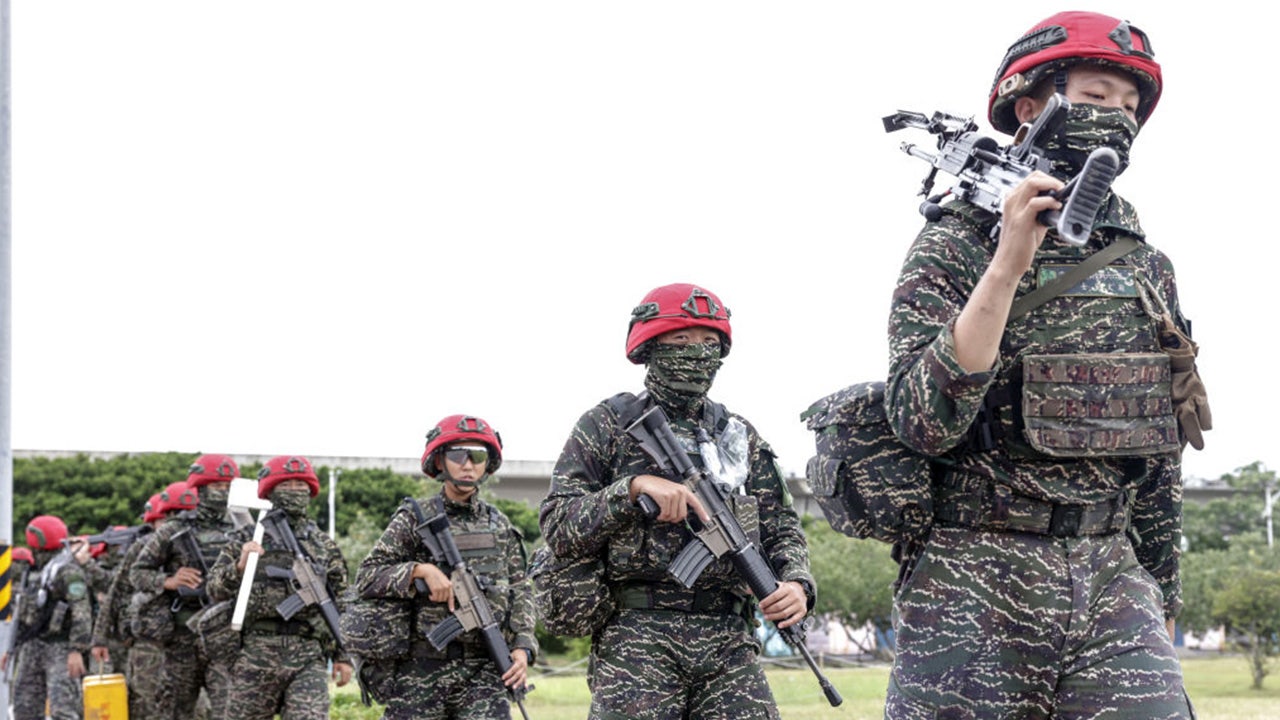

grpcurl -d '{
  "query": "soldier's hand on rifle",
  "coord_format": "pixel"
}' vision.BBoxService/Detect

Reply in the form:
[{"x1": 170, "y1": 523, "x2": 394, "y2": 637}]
[
  {"x1": 163, "y1": 566, "x2": 203, "y2": 591},
  {"x1": 996, "y1": 171, "x2": 1064, "y2": 276},
  {"x1": 332, "y1": 661, "x2": 353, "y2": 687},
  {"x1": 759, "y1": 580, "x2": 808, "y2": 630},
  {"x1": 90, "y1": 646, "x2": 110, "y2": 664},
  {"x1": 629, "y1": 475, "x2": 710, "y2": 525},
  {"x1": 236, "y1": 540, "x2": 265, "y2": 574},
  {"x1": 70, "y1": 538, "x2": 92, "y2": 565},
  {"x1": 67, "y1": 650, "x2": 86, "y2": 679},
  {"x1": 411, "y1": 562, "x2": 454, "y2": 610},
  {"x1": 502, "y1": 648, "x2": 531, "y2": 690}
]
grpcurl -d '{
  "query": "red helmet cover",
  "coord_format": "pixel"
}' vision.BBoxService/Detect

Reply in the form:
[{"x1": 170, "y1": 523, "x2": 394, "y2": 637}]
[
  {"x1": 188, "y1": 453, "x2": 240, "y2": 487},
  {"x1": 25, "y1": 515, "x2": 69, "y2": 550},
  {"x1": 625, "y1": 283, "x2": 732, "y2": 364},
  {"x1": 257, "y1": 455, "x2": 321, "y2": 499},
  {"x1": 988, "y1": 11, "x2": 1162, "y2": 135},
  {"x1": 421, "y1": 414, "x2": 504, "y2": 476}
]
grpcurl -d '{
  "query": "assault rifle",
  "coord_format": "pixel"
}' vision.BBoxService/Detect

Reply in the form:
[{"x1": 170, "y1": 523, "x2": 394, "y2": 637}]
[
  {"x1": 627, "y1": 405, "x2": 843, "y2": 707},
  {"x1": 82, "y1": 524, "x2": 154, "y2": 556},
  {"x1": 259, "y1": 509, "x2": 345, "y2": 653},
  {"x1": 408, "y1": 498, "x2": 532, "y2": 720},
  {"x1": 170, "y1": 526, "x2": 211, "y2": 610},
  {"x1": 883, "y1": 93, "x2": 1119, "y2": 246}
]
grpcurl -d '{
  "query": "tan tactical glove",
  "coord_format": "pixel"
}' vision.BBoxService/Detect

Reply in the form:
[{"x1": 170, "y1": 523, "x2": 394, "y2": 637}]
[{"x1": 1159, "y1": 315, "x2": 1212, "y2": 450}]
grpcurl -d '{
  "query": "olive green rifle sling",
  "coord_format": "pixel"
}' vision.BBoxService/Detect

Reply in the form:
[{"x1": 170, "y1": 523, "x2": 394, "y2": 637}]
[{"x1": 1008, "y1": 236, "x2": 1141, "y2": 320}]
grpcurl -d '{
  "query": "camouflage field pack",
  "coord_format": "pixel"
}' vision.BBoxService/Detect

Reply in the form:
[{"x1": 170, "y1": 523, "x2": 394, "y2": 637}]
[
  {"x1": 338, "y1": 589, "x2": 413, "y2": 662},
  {"x1": 187, "y1": 599, "x2": 240, "y2": 666},
  {"x1": 801, "y1": 381, "x2": 934, "y2": 545},
  {"x1": 528, "y1": 544, "x2": 614, "y2": 637}
]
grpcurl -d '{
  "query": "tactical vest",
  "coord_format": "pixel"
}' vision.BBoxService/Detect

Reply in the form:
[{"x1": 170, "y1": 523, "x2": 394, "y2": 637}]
[
  {"x1": 601, "y1": 392, "x2": 761, "y2": 593},
  {"x1": 970, "y1": 249, "x2": 1178, "y2": 460},
  {"x1": 412, "y1": 495, "x2": 515, "y2": 658},
  {"x1": 244, "y1": 519, "x2": 338, "y2": 653}
]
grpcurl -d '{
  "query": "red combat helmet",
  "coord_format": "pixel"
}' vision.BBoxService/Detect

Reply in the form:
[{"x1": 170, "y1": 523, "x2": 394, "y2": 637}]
[
  {"x1": 988, "y1": 11, "x2": 1162, "y2": 135},
  {"x1": 159, "y1": 481, "x2": 199, "y2": 514},
  {"x1": 25, "y1": 515, "x2": 69, "y2": 550},
  {"x1": 257, "y1": 456, "x2": 321, "y2": 499},
  {"x1": 142, "y1": 493, "x2": 166, "y2": 523},
  {"x1": 625, "y1": 283, "x2": 732, "y2": 364},
  {"x1": 187, "y1": 454, "x2": 240, "y2": 487},
  {"x1": 421, "y1": 415, "x2": 504, "y2": 476},
  {"x1": 11, "y1": 547, "x2": 34, "y2": 564}
]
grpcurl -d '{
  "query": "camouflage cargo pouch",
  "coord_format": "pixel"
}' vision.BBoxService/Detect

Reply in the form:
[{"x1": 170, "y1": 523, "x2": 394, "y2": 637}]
[
  {"x1": 528, "y1": 544, "x2": 615, "y2": 637},
  {"x1": 801, "y1": 381, "x2": 934, "y2": 544},
  {"x1": 338, "y1": 589, "x2": 412, "y2": 662},
  {"x1": 1021, "y1": 353, "x2": 1180, "y2": 457},
  {"x1": 187, "y1": 599, "x2": 240, "y2": 666},
  {"x1": 128, "y1": 590, "x2": 174, "y2": 643}
]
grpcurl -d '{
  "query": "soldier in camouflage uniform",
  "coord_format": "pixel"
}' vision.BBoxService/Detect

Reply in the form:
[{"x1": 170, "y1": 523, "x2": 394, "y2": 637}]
[
  {"x1": 207, "y1": 455, "x2": 352, "y2": 720},
  {"x1": 540, "y1": 283, "x2": 814, "y2": 720},
  {"x1": 91, "y1": 492, "x2": 170, "y2": 719},
  {"x1": 355, "y1": 414, "x2": 537, "y2": 719},
  {"x1": 883, "y1": 11, "x2": 1198, "y2": 719},
  {"x1": 0, "y1": 515, "x2": 93, "y2": 720},
  {"x1": 131, "y1": 455, "x2": 241, "y2": 720}
]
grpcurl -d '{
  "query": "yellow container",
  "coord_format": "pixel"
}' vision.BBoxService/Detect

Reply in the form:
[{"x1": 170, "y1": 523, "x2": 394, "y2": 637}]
[{"x1": 82, "y1": 673, "x2": 128, "y2": 720}]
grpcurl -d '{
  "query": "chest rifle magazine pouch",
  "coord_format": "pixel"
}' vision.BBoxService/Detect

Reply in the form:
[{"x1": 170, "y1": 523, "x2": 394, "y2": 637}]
[{"x1": 1020, "y1": 352, "x2": 1180, "y2": 457}]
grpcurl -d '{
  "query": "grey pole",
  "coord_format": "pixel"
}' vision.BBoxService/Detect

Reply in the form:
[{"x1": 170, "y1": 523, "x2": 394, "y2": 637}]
[{"x1": 1, "y1": 1, "x2": 15, "y2": 713}]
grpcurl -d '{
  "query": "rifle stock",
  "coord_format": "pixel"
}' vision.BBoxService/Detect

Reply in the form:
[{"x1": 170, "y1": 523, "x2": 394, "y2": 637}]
[{"x1": 626, "y1": 405, "x2": 843, "y2": 707}]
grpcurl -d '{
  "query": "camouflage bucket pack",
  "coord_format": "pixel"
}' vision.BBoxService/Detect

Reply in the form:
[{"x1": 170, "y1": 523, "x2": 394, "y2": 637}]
[
  {"x1": 187, "y1": 599, "x2": 241, "y2": 666},
  {"x1": 528, "y1": 544, "x2": 615, "y2": 637},
  {"x1": 338, "y1": 588, "x2": 413, "y2": 661},
  {"x1": 801, "y1": 381, "x2": 934, "y2": 545}
]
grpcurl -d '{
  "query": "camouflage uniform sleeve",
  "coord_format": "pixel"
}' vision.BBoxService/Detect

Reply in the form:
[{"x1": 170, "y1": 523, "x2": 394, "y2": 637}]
[
  {"x1": 205, "y1": 526, "x2": 252, "y2": 602},
  {"x1": 79, "y1": 558, "x2": 113, "y2": 594},
  {"x1": 539, "y1": 404, "x2": 643, "y2": 558},
  {"x1": 59, "y1": 565, "x2": 94, "y2": 654},
  {"x1": 744, "y1": 419, "x2": 815, "y2": 606},
  {"x1": 1130, "y1": 454, "x2": 1182, "y2": 618},
  {"x1": 355, "y1": 506, "x2": 426, "y2": 599},
  {"x1": 886, "y1": 215, "x2": 1001, "y2": 455},
  {"x1": 503, "y1": 525, "x2": 538, "y2": 663},
  {"x1": 128, "y1": 526, "x2": 174, "y2": 596}
]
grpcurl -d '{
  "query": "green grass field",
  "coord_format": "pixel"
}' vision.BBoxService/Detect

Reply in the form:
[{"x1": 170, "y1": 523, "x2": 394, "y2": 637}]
[{"x1": 330, "y1": 653, "x2": 1280, "y2": 719}]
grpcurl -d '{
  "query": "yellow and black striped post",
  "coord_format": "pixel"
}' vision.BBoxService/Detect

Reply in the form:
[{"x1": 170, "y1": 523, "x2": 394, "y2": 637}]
[{"x1": 0, "y1": 544, "x2": 11, "y2": 620}]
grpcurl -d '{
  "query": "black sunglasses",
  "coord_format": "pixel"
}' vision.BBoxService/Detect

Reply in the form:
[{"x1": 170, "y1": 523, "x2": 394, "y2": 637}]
[{"x1": 444, "y1": 447, "x2": 489, "y2": 466}]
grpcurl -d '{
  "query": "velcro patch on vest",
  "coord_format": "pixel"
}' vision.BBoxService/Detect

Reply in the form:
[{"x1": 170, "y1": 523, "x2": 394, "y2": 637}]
[
  {"x1": 1021, "y1": 353, "x2": 1179, "y2": 457},
  {"x1": 453, "y1": 532, "x2": 497, "y2": 552},
  {"x1": 1037, "y1": 263, "x2": 1138, "y2": 297}
]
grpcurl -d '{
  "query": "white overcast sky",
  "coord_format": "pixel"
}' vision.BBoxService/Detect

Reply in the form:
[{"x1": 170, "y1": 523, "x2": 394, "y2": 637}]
[{"x1": 8, "y1": 1, "x2": 1273, "y2": 484}]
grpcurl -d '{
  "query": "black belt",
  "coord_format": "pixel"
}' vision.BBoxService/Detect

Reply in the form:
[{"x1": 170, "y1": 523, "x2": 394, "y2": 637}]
[
  {"x1": 410, "y1": 639, "x2": 488, "y2": 660},
  {"x1": 245, "y1": 618, "x2": 316, "y2": 637},
  {"x1": 934, "y1": 483, "x2": 1128, "y2": 538},
  {"x1": 616, "y1": 584, "x2": 748, "y2": 615}
]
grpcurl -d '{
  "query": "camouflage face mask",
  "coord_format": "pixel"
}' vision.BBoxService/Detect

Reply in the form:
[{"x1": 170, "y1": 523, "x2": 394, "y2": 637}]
[
  {"x1": 645, "y1": 342, "x2": 723, "y2": 413},
  {"x1": 270, "y1": 487, "x2": 312, "y2": 519},
  {"x1": 1041, "y1": 103, "x2": 1137, "y2": 179},
  {"x1": 197, "y1": 484, "x2": 230, "y2": 519}
]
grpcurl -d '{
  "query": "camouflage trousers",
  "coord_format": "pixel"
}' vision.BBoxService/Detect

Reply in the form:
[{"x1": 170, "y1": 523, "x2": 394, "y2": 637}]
[
  {"x1": 225, "y1": 633, "x2": 330, "y2": 720},
  {"x1": 885, "y1": 527, "x2": 1195, "y2": 719},
  {"x1": 367, "y1": 655, "x2": 511, "y2": 719},
  {"x1": 127, "y1": 639, "x2": 169, "y2": 720},
  {"x1": 167, "y1": 629, "x2": 231, "y2": 719},
  {"x1": 588, "y1": 609, "x2": 779, "y2": 720},
  {"x1": 11, "y1": 637, "x2": 82, "y2": 720}
]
